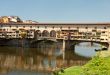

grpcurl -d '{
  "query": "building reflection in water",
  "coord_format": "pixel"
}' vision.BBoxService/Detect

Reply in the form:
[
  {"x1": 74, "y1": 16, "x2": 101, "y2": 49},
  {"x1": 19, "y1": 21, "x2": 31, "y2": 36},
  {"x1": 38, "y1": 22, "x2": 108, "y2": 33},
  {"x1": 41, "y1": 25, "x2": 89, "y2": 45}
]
[{"x1": 0, "y1": 41, "x2": 90, "y2": 74}]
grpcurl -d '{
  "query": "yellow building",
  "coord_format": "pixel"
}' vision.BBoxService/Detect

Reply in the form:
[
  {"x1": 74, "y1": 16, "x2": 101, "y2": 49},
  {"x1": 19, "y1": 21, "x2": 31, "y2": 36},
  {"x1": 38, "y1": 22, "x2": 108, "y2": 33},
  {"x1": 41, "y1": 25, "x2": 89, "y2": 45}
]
[
  {"x1": 0, "y1": 18, "x2": 3, "y2": 23},
  {"x1": 1, "y1": 16, "x2": 9, "y2": 23}
]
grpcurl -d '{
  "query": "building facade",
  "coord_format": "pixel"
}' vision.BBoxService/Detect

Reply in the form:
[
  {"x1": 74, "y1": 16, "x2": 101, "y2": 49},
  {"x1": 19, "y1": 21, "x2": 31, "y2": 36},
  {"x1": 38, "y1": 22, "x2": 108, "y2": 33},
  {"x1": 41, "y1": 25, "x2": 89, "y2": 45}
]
[{"x1": 0, "y1": 23, "x2": 110, "y2": 43}]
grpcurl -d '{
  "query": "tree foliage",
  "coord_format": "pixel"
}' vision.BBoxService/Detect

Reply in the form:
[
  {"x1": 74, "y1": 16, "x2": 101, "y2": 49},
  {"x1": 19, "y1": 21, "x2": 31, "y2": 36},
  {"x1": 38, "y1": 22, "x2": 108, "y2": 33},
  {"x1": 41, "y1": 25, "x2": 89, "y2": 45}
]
[{"x1": 82, "y1": 56, "x2": 110, "y2": 75}]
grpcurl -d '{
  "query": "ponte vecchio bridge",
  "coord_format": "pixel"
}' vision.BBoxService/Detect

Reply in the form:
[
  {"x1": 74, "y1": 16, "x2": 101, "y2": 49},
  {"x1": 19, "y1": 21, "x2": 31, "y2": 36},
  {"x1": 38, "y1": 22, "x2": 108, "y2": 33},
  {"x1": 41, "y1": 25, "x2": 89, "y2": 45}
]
[{"x1": 0, "y1": 23, "x2": 110, "y2": 50}]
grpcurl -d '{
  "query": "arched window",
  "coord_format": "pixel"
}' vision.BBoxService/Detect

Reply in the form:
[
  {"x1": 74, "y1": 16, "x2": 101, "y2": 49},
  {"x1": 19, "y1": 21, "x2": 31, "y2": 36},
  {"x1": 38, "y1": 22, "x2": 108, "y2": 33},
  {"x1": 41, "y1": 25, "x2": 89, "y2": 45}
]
[
  {"x1": 35, "y1": 30, "x2": 41, "y2": 37},
  {"x1": 94, "y1": 27, "x2": 97, "y2": 29},
  {"x1": 45, "y1": 26, "x2": 47, "y2": 29},
  {"x1": 16, "y1": 26, "x2": 18, "y2": 28},
  {"x1": 37, "y1": 26, "x2": 39, "y2": 28},
  {"x1": 104, "y1": 27, "x2": 107, "y2": 29},
  {"x1": 30, "y1": 26, "x2": 32, "y2": 28},
  {"x1": 52, "y1": 26, "x2": 54, "y2": 29},
  {"x1": 77, "y1": 27, "x2": 79, "y2": 29},
  {"x1": 50, "y1": 30, "x2": 56, "y2": 37},
  {"x1": 9, "y1": 26, "x2": 11, "y2": 28},
  {"x1": 42, "y1": 30, "x2": 49, "y2": 37},
  {"x1": 68, "y1": 27, "x2": 70, "y2": 29},
  {"x1": 23, "y1": 26, "x2": 25, "y2": 28},
  {"x1": 85, "y1": 27, "x2": 88, "y2": 29},
  {"x1": 0, "y1": 25, "x2": 3, "y2": 27}
]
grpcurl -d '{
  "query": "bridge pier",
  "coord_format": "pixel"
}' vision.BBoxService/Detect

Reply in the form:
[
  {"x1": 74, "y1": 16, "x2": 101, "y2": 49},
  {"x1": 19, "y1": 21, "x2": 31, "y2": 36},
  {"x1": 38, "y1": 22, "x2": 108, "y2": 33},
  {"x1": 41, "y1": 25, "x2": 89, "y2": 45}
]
[
  {"x1": 65, "y1": 40, "x2": 75, "y2": 50},
  {"x1": 62, "y1": 39, "x2": 76, "y2": 65},
  {"x1": 62, "y1": 39, "x2": 75, "y2": 51}
]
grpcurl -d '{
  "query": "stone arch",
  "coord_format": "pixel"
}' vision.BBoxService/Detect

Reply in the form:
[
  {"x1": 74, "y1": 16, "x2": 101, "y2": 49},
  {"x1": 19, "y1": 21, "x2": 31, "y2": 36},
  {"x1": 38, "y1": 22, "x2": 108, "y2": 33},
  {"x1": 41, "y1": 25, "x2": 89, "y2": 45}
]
[
  {"x1": 65, "y1": 41, "x2": 108, "y2": 51},
  {"x1": 50, "y1": 30, "x2": 56, "y2": 37},
  {"x1": 74, "y1": 41, "x2": 108, "y2": 47},
  {"x1": 42, "y1": 30, "x2": 49, "y2": 37},
  {"x1": 34, "y1": 30, "x2": 41, "y2": 38}
]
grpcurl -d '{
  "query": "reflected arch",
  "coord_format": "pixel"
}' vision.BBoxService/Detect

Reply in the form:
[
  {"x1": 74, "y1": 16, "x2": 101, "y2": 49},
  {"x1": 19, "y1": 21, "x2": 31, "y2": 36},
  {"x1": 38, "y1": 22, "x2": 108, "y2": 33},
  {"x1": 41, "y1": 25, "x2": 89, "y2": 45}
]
[
  {"x1": 50, "y1": 30, "x2": 56, "y2": 37},
  {"x1": 42, "y1": 30, "x2": 49, "y2": 37}
]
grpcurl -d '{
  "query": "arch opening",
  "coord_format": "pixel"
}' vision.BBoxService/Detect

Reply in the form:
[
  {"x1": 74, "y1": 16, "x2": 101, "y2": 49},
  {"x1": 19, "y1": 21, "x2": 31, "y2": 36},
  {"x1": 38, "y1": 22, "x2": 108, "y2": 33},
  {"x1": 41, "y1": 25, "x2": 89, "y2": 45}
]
[
  {"x1": 35, "y1": 30, "x2": 41, "y2": 38},
  {"x1": 50, "y1": 30, "x2": 56, "y2": 37},
  {"x1": 42, "y1": 30, "x2": 49, "y2": 37},
  {"x1": 74, "y1": 42, "x2": 102, "y2": 57}
]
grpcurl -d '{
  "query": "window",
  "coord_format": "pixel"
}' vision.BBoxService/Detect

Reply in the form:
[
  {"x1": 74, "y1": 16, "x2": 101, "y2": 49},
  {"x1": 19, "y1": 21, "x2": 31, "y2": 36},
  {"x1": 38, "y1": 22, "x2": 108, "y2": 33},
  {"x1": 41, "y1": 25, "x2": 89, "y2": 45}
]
[
  {"x1": 9, "y1": 26, "x2": 11, "y2": 28},
  {"x1": 104, "y1": 27, "x2": 107, "y2": 29},
  {"x1": 77, "y1": 27, "x2": 79, "y2": 29},
  {"x1": 16, "y1": 26, "x2": 18, "y2": 28},
  {"x1": 68, "y1": 27, "x2": 70, "y2": 29},
  {"x1": 85, "y1": 27, "x2": 88, "y2": 29},
  {"x1": 102, "y1": 31, "x2": 105, "y2": 33},
  {"x1": 3, "y1": 29, "x2": 5, "y2": 31},
  {"x1": 23, "y1": 26, "x2": 25, "y2": 28},
  {"x1": 52, "y1": 26, "x2": 54, "y2": 29},
  {"x1": 94, "y1": 27, "x2": 97, "y2": 29},
  {"x1": 45, "y1": 26, "x2": 47, "y2": 29},
  {"x1": 16, "y1": 31, "x2": 19, "y2": 33},
  {"x1": 30, "y1": 26, "x2": 32, "y2": 28},
  {"x1": 42, "y1": 30, "x2": 49, "y2": 37},
  {"x1": 50, "y1": 30, "x2": 56, "y2": 37},
  {"x1": 0, "y1": 25, "x2": 3, "y2": 27}
]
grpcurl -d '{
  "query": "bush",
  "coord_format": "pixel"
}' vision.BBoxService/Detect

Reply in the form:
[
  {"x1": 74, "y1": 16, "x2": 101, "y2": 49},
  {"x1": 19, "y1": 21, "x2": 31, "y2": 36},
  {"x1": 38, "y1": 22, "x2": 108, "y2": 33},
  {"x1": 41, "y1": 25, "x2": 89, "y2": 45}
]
[{"x1": 82, "y1": 56, "x2": 110, "y2": 75}]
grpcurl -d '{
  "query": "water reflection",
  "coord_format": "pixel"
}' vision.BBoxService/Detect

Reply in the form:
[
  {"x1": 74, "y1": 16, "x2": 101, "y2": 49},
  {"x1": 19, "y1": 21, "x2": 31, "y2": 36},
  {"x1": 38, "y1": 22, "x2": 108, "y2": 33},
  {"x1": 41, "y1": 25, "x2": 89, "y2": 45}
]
[
  {"x1": 75, "y1": 42, "x2": 101, "y2": 57},
  {"x1": 0, "y1": 42, "x2": 96, "y2": 75}
]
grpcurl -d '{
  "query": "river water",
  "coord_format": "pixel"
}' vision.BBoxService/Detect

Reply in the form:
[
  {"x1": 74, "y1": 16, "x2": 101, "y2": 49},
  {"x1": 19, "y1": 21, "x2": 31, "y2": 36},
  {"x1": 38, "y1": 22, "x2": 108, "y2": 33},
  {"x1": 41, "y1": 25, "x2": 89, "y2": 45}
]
[{"x1": 0, "y1": 42, "x2": 101, "y2": 75}]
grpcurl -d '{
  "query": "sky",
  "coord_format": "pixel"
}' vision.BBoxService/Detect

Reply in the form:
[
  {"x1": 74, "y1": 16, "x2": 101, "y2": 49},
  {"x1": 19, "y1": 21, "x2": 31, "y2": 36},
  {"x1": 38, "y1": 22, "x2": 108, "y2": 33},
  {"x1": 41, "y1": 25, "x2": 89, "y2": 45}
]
[{"x1": 0, "y1": 0, "x2": 110, "y2": 23}]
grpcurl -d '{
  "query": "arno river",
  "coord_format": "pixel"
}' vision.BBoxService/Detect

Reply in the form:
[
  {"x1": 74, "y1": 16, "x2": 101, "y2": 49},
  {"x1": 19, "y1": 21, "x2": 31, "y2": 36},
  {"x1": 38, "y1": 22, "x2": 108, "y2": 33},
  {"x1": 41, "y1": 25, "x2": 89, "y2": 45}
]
[{"x1": 0, "y1": 42, "x2": 100, "y2": 75}]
